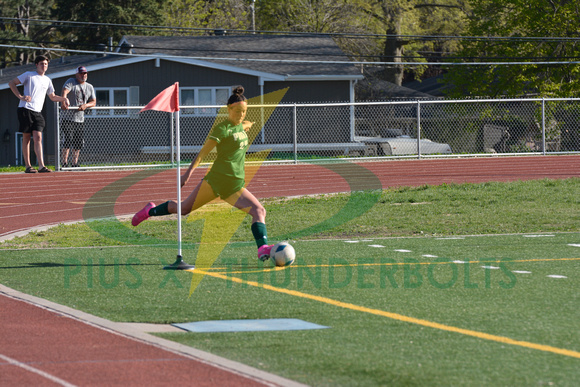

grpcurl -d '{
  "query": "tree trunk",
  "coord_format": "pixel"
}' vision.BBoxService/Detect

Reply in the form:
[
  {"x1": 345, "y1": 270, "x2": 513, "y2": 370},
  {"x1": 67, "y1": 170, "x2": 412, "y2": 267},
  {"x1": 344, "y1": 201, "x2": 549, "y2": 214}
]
[
  {"x1": 382, "y1": 32, "x2": 404, "y2": 85},
  {"x1": 380, "y1": 15, "x2": 404, "y2": 85},
  {"x1": 17, "y1": 1, "x2": 30, "y2": 65}
]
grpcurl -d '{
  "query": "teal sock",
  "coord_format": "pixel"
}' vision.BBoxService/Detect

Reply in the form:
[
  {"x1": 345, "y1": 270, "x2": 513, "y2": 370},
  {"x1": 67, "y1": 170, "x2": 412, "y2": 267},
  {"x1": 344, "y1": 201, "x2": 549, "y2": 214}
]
[
  {"x1": 149, "y1": 201, "x2": 170, "y2": 217},
  {"x1": 251, "y1": 222, "x2": 268, "y2": 248}
]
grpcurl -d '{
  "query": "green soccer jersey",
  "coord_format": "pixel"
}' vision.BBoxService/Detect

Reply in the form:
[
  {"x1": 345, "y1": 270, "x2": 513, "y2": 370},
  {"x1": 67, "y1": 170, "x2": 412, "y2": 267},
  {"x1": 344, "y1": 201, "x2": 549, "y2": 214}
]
[{"x1": 204, "y1": 120, "x2": 250, "y2": 198}]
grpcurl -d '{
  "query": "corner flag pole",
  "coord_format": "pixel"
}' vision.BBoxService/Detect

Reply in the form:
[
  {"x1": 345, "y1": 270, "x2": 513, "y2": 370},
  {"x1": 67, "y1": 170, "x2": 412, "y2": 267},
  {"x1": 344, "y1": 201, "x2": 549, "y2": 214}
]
[
  {"x1": 165, "y1": 86, "x2": 194, "y2": 270},
  {"x1": 140, "y1": 82, "x2": 194, "y2": 270},
  {"x1": 176, "y1": 108, "x2": 182, "y2": 258}
]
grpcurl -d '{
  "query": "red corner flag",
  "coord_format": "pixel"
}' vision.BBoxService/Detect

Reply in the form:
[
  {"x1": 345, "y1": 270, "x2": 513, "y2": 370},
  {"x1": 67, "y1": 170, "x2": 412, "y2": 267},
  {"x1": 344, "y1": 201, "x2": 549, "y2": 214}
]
[{"x1": 140, "y1": 82, "x2": 179, "y2": 113}]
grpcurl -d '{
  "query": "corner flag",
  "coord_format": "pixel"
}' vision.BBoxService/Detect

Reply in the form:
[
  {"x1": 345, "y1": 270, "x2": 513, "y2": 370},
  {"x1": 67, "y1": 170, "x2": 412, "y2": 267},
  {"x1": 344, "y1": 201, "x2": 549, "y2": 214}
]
[{"x1": 140, "y1": 82, "x2": 180, "y2": 113}]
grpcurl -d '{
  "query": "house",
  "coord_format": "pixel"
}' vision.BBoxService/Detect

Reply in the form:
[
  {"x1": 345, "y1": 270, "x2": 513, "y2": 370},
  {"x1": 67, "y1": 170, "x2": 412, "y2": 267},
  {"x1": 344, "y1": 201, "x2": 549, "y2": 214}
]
[{"x1": 0, "y1": 34, "x2": 364, "y2": 167}]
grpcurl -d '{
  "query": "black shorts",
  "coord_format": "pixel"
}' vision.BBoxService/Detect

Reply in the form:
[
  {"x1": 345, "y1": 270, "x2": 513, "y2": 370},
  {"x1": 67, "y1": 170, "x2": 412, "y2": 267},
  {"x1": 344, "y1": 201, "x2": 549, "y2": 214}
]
[
  {"x1": 61, "y1": 121, "x2": 85, "y2": 150},
  {"x1": 18, "y1": 108, "x2": 45, "y2": 133}
]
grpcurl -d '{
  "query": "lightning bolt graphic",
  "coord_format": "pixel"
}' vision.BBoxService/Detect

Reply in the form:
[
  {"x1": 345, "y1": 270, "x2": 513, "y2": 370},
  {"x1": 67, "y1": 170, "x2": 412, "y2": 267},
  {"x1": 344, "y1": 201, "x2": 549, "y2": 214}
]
[{"x1": 187, "y1": 88, "x2": 288, "y2": 296}]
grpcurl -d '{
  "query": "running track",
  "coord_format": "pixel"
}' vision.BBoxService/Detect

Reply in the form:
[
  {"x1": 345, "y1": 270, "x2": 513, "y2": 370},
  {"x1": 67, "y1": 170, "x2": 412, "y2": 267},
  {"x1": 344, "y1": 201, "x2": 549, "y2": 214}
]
[{"x1": 1, "y1": 156, "x2": 579, "y2": 386}]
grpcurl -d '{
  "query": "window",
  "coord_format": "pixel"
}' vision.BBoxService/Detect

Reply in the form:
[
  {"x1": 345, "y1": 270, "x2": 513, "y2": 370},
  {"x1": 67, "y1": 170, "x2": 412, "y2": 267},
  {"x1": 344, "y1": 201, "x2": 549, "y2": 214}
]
[
  {"x1": 180, "y1": 87, "x2": 230, "y2": 116},
  {"x1": 87, "y1": 87, "x2": 131, "y2": 117}
]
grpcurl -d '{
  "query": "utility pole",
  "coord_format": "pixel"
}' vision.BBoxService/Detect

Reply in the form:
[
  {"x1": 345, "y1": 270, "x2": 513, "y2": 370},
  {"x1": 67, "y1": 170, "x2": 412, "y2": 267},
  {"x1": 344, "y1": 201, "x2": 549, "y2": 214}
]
[{"x1": 251, "y1": 0, "x2": 256, "y2": 34}]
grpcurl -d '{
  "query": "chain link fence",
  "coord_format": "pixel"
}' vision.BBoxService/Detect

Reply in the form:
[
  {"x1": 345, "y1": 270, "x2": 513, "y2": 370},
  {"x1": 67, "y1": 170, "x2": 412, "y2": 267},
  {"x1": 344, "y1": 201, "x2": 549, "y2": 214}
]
[{"x1": 56, "y1": 98, "x2": 580, "y2": 170}]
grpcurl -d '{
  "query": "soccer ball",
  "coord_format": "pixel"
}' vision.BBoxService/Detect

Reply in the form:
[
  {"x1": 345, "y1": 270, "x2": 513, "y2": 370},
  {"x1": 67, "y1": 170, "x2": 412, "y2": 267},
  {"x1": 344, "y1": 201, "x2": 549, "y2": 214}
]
[{"x1": 271, "y1": 241, "x2": 296, "y2": 267}]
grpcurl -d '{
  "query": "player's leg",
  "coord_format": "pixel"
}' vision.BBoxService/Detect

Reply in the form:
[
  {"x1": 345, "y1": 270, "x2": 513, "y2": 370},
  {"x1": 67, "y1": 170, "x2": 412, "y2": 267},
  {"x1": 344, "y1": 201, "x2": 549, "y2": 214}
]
[
  {"x1": 132, "y1": 179, "x2": 217, "y2": 226},
  {"x1": 32, "y1": 113, "x2": 49, "y2": 171},
  {"x1": 71, "y1": 122, "x2": 84, "y2": 167},
  {"x1": 33, "y1": 130, "x2": 47, "y2": 170},
  {"x1": 61, "y1": 147, "x2": 70, "y2": 167},
  {"x1": 18, "y1": 108, "x2": 35, "y2": 172},
  {"x1": 60, "y1": 121, "x2": 71, "y2": 167},
  {"x1": 225, "y1": 188, "x2": 273, "y2": 261},
  {"x1": 172, "y1": 178, "x2": 217, "y2": 215},
  {"x1": 72, "y1": 149, "x2": 81, "y2": 166},
  {"x1": 22, "y1": 133, "x2": 33, "y2": 170}
]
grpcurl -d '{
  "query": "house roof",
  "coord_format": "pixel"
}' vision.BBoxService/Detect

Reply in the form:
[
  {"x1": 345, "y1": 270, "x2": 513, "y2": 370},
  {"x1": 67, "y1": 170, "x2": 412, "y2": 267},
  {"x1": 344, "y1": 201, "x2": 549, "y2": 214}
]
[
  {"x1": 119, "y1": 34, "x2": 363, "y2": 80},
  {"x1": 403, "y1": 75, "x2": 448, "y2": 97},
  {"x1": 356, "y1": 76, "x2": 436, "y2": 100},
  {"x1": 354, "y1": 67, "x2": 439, "y2": 100},
  {"x1": 0, "y1": 54, "x2": 144, "y2": 90},
  {"x1": 0, "y1": 34, "x2": 363, "y2": 90}
]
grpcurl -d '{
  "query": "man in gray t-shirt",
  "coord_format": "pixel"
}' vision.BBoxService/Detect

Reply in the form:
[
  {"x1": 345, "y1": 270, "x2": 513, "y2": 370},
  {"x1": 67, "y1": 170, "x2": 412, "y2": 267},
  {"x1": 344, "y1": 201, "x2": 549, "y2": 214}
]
[{"x1": 60, "y1": 66, "x2": 96, "y2": 168}]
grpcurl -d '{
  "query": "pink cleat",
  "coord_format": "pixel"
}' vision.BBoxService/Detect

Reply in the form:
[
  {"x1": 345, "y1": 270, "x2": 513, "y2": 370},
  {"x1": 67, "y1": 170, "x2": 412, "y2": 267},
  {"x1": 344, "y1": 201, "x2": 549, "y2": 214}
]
[
  {"x1": 257, "y1": 244, "x2": 274, "y2": 261},
  {"x1": 132, "y1": 202, "x2": 155, "y2": 226}
]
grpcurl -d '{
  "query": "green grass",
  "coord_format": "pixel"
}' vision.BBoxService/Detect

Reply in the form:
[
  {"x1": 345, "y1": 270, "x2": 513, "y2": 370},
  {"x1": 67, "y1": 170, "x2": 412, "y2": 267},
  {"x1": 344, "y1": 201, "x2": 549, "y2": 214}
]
[
  {"x1": 1, "y1": 178, "x2": 579, "y2": 386},
  {"x1": 3, "y1": 178, "x2": 579, "y2": 250}
]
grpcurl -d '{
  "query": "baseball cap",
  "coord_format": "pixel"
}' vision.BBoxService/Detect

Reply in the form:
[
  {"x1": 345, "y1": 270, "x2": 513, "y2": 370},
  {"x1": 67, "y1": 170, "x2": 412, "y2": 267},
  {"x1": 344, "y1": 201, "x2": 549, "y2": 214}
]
[{"x1": 76, "y1": 66, "x2": 88, "y2": 74}]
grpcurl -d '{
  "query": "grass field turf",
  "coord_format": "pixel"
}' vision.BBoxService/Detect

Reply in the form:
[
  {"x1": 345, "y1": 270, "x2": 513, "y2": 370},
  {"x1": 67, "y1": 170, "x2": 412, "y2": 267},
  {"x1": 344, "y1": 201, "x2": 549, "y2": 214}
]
[
  {"x1": 1, "y1": 233, "x2": 579, "y2": 386},
  {"x1": 1, "y1": 179, "x2": 579, "y2": 385}
]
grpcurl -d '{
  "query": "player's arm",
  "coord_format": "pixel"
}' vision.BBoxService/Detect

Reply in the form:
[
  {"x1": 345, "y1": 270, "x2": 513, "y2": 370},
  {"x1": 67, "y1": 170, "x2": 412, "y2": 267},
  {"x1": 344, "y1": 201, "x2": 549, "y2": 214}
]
[
  {"x1": 61, "y1": 88, "x2": 70, "y2": 110},
  {"x1": 82, "y1": 87, "x2": 97, "y2": 111},
  {"x1": 8, "y1": 78, "x2": 30, "y2": 102},
  {"x1": 48, "y1": 92, "x2": 69, "y2": 108},
  {"x1": 181, "y1": 138, "x2": 217, "y2": 187},
  {"x1": 242, "y1": 120, "x2": 254, "y2": 132},
  {"x1": 80, "y1": 97, "x2": 96, "y2": 111}
]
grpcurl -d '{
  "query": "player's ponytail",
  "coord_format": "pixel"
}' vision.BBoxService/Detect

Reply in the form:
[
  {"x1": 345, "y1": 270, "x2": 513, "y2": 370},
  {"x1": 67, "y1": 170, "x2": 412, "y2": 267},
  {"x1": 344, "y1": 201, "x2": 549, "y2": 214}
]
[{"x1": 227, "y1": 86, "x2": 247, "y2": 105}]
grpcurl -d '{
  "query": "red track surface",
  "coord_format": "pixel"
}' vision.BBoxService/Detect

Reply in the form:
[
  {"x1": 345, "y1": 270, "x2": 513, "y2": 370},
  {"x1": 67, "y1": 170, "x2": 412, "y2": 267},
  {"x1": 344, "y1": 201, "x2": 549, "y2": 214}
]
[
  {"x1": 1, "y1": 155, "x2": 579, "y2": 386},
  {"x1": 0, "y1": 295, "x2": 267, "y2": 387},
  {"x1": 2, "y1": 156, "x2": 579, "y2": 239}
]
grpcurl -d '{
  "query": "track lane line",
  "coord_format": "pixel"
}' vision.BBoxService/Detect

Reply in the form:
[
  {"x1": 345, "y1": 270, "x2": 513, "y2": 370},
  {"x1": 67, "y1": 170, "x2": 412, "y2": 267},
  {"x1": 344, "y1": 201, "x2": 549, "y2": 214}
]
[{"x1": 0, "y1": 353, "x2": 78, "y2": 387}]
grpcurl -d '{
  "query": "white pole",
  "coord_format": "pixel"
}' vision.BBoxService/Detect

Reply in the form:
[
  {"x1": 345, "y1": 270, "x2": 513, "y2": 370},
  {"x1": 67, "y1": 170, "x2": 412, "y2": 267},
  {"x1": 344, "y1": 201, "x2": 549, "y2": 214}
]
[{"x1": 175, "y1": 110, "x2": 182, "y2": 258}]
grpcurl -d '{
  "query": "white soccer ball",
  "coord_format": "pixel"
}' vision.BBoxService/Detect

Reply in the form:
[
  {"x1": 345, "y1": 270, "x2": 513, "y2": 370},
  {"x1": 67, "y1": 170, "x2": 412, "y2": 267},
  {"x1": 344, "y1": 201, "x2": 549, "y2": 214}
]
[{"x1": 271, "y1": 241, "x2": 296, "y2": 267}]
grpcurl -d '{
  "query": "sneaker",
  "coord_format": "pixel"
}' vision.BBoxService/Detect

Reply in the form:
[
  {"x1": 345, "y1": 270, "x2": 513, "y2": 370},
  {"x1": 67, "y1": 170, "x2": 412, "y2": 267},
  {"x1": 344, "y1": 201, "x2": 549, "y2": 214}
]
[
  {"x1": 132, "y1": 202, "x2": 155, "y2": 226},
  {"x1": 257, "y1": 244, "x2": 274, "y2": 261}
]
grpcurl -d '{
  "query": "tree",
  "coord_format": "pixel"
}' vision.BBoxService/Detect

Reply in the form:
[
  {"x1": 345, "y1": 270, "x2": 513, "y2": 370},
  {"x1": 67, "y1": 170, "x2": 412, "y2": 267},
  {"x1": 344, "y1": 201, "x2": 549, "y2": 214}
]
[
  {"x1": 163, "y1": 0, "x2": 252, "y2": 33},
  {"x1": 355, "y1": 0, "x2": 469, "y2": 85},
  {"x1": 445, "y1": 0, "x2": 580, "y2": 97},
  {"x1": 256, "y1": 0, "x2": 370, "y2": 66},
  {"x1": 0, "y1": 0, "x2": 55, "y2": 67},
  {"x1": 256, "y1": 0, "x2": 469, "y2": 86},
  {"x1": 51, "y1": 0, "x2": 166, "y2": 50},
  {"x1": 257, "y1": 0, "x2": 365, "y2": 34}
]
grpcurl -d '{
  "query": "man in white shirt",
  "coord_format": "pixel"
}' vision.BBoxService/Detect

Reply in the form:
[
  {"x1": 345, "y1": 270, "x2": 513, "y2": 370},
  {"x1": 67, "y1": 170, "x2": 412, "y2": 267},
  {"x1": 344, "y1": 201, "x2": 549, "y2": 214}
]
[{"x1": 9, "y1": 55, "x2": 70, "y2": 173}]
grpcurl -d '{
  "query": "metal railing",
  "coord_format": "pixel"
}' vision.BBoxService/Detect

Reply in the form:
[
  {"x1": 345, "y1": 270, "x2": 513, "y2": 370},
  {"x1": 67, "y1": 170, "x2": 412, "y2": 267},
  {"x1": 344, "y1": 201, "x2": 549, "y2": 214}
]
[{"x1": 56, "y1": 98, "x2": 580, "y2": 170}]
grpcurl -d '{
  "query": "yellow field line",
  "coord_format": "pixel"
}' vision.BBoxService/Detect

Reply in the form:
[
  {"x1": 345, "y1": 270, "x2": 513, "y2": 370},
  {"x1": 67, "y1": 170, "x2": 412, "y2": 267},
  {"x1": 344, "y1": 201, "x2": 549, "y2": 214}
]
[{"x1": 192, "y1": 268, "x2": 580, "y2": 360}]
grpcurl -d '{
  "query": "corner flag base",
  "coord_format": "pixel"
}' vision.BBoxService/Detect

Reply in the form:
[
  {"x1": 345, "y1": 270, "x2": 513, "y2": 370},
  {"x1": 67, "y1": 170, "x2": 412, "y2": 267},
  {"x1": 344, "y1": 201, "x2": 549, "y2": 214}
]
[{"x1": 164, "y1": 255, "x2": 195, "y2": 270}]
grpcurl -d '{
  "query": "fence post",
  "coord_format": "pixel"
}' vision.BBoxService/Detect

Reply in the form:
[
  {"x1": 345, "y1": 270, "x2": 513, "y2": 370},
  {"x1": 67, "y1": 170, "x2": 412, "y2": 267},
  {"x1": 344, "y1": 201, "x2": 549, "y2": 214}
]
[
  {"x1": 541, "y1": 98, "x2": 546, "y2": 156},
  {"x1": 293, "y1": 104, "x2": 298, "y2": 164},
  {"x1": 350, "y1": 101, "x2": 355, "y2": 141},
  {"x1": 55, "y1": 103, "x2": 61, "y2": 171},
  {"x1": 417, "y1": 101, "x2": 421, "y2": 159}
]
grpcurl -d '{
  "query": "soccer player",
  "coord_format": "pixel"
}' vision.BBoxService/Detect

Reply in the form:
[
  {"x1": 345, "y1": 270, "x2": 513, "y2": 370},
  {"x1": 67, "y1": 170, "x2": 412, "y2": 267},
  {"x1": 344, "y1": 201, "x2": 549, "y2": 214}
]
[{"x1": 132, "y1": 86, "x2": 274, "y2": 261}]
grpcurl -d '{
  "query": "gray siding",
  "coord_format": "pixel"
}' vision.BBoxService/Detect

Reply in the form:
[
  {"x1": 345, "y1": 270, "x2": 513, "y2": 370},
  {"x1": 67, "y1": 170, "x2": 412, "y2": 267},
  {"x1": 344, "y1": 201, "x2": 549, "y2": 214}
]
[{"x1": 0, "y1": 60, "x2": 355, "y2": 166}]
